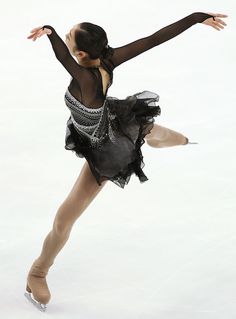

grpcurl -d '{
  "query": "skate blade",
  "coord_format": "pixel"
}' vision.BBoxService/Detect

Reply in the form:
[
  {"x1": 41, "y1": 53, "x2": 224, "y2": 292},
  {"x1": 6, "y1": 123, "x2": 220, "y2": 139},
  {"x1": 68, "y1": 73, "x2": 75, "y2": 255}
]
[
  {"x1": 188, "y1": 142, "x2": 199, "y2": 144},
  {"x1": 24, "y1": 291, "x2": 47, "y2": 312}
]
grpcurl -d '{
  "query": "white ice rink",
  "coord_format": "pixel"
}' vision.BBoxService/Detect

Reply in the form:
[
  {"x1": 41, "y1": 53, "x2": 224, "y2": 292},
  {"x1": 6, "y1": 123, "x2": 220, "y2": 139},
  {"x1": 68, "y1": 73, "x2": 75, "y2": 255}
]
[{"x1": 1, "y1": 0, "x2": 236, "y2": 317}]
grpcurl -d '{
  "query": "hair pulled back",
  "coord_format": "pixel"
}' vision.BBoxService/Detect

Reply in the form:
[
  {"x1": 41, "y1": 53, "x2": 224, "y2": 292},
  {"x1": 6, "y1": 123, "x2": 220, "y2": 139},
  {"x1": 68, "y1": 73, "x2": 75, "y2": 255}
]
[{"x1": 74, "y1": 22, "x2": 114, "y2": 60}]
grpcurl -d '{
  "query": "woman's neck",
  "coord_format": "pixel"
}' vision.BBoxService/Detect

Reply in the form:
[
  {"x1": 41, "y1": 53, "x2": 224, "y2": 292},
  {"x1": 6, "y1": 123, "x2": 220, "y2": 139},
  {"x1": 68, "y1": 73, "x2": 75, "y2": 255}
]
[{"x1": 77, "y1": 57, "x2": 101, "y2": 68}]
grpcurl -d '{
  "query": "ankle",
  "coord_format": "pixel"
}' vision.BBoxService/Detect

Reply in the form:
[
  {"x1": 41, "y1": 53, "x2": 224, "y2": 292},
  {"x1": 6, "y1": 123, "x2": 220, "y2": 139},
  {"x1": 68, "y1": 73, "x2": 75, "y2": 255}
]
[{"x1": 29, "y1": 259, "x2": 54, "y2": 276}]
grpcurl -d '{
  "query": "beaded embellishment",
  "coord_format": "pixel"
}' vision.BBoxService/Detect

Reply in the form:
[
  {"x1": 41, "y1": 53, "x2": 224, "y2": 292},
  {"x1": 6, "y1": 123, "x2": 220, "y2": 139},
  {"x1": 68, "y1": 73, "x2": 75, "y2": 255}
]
[{"x1": 64, "y1": 88, "x2": 114, "y2": 148}]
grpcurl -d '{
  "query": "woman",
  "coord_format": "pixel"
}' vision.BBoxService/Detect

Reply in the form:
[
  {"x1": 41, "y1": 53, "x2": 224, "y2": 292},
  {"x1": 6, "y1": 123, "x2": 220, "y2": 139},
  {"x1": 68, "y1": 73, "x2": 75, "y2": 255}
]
[{"x1": 25, "y1": 11, "x2": 227, "y2": 311}]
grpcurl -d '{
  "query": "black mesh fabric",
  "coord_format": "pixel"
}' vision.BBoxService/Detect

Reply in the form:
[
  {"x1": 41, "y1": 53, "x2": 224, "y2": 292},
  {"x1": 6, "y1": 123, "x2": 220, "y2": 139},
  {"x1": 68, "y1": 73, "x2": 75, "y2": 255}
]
[{"x1": 42, "y1": 12, "x2": 214, "y2": 188}]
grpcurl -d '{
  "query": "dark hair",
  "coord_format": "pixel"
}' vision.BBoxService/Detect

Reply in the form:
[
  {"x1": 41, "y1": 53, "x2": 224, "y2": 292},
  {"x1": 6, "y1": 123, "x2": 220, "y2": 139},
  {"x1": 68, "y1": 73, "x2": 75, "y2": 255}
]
[{"x1": 74, "y1": 22, "x2": 114, "y2": 60}]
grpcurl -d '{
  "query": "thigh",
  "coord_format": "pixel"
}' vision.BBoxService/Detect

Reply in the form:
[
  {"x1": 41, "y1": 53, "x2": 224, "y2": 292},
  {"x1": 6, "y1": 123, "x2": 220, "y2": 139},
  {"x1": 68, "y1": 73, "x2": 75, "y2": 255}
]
[
  {"x1": 67, "y1": 160, "x2": 108, "y2": 201},
  {"x1": 55, "y1": 161, "x2": 108, "y2": 226}
]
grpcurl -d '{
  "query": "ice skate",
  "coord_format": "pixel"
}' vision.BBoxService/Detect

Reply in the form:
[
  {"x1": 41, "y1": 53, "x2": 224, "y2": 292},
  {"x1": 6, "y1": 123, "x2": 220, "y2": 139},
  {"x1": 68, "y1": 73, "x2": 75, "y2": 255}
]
[
  {"x1": 24, "y1": 289, "x2": 47, "y2": 312},
  {"x1": 24, "y1": 260, "x2": 52, "y2": 312},
  {"x1": 184, "y1": 137, "x2": 199, "y2": 145}
]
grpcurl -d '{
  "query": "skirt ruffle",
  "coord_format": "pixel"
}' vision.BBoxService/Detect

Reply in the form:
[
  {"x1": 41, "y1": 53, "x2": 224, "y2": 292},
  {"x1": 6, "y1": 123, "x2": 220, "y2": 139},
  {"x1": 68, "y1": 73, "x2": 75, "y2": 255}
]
[{"x1": 65, "y1": 90, "x2": 161, "y2": 189}]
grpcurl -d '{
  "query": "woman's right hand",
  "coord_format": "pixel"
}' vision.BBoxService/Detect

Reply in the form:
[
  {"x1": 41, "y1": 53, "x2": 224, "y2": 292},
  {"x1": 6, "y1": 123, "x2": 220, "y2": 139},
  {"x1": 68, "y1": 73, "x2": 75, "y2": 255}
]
[{"x1": 27, "y1": 26, "x2": 52, "y2": 41}]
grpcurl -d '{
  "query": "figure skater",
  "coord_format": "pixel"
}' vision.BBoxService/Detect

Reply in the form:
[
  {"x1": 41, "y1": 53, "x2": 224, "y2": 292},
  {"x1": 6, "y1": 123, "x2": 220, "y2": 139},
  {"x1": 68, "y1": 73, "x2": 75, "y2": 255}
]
[{"x1": 25, "y1": 11, "x2": 227, "y2": 311}]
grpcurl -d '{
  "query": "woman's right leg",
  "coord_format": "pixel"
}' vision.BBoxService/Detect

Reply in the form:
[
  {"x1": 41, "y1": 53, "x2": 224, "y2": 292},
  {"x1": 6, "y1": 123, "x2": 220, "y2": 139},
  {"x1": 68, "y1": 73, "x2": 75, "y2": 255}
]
[
  {"x1": 144, "y1": 123, "x2": 188, "y2": 148},
  {"x1": 26, "y1": 160, "x2": 108, "y2": 304}
]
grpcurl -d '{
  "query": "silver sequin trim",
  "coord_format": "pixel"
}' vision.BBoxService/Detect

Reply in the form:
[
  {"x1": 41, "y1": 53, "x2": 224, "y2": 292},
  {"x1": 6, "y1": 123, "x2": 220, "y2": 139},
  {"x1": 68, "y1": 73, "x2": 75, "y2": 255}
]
[{"x1": 64, "y1": 89, "x2": 116, "y2": 148}]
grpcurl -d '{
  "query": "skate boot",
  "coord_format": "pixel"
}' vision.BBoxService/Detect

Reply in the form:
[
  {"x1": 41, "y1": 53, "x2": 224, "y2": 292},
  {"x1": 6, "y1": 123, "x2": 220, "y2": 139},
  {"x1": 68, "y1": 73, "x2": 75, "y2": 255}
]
[
  {"x1": 24, "y1": 259, "x2": 53, "y2": 312},
  {"x1": 183, "y1": 137, "x2": 199, "y2": 145}
]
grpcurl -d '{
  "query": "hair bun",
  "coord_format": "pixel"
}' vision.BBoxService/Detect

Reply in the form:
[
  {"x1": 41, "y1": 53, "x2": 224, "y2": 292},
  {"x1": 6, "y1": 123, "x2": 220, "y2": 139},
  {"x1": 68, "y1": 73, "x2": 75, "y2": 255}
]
[
  {"x1": 100, "y1": 44, "x2": 109, "y2": 57},
  {"x1": 100, "y1": 43, "x2": 114, "y2": 59}
]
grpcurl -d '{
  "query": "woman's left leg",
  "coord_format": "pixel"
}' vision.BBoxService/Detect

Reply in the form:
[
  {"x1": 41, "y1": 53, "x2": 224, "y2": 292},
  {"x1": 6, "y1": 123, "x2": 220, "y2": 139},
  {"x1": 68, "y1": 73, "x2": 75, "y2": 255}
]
[{"x1": 144, "y1": 123, "x2": 188, "y2": 148}]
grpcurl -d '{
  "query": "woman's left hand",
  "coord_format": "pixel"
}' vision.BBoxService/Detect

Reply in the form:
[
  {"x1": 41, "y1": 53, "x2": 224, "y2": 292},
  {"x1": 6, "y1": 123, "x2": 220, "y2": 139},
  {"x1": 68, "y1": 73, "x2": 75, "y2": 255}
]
[{"x1": 201, "y1": 13, "x2": 228, "y2": 30}]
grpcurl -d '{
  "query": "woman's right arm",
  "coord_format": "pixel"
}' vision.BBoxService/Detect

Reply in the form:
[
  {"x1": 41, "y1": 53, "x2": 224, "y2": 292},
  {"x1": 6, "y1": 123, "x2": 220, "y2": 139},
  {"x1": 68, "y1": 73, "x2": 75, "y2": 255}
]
[
  {"x1": 27, "y1": 25, "x2": 91, "y2": 84},
  {"x1": 110, "y1": 12, "x2": 225, "y2": 68}
]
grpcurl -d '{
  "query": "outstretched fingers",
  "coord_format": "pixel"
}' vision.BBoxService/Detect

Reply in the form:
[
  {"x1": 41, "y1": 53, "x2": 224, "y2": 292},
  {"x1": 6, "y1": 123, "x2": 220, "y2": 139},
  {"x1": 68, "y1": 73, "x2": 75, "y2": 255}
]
[
  {"x1": 30, "y1": 26, "x2": 44, "y2": 32},
  {"x1": 212, "y1": 17, "x2": 227, "y2": 30},
  {"x1": 207, "y1": 12, "x2": 228, "y2": 18},
  {"x1": 201, "y1": 12, "x2": 228, "y2": 31},
  {"x1": 214, "y1": 17, "x2": 227, "y2": 26},
  {"x1": 202, "y1": 15, "x2": 228, "y2": 30},
  {"x1": 211, "y1": 21, "x2": 223, "y2": 31},
  {"x1": 27, "y1": 27, "x2": 47, "y2": 41}
]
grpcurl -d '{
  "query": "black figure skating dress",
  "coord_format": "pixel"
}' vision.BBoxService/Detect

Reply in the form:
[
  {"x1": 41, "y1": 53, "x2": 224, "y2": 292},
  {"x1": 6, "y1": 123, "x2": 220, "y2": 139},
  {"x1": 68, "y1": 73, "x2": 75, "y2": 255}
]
[{"x1": 42, "y1": 12, "x2": 214, "y2": 189}]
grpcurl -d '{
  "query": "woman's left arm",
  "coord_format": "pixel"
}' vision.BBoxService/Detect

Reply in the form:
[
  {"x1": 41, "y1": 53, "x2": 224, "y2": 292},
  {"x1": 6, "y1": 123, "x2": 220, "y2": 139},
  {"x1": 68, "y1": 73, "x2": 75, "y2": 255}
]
[{"x1": 110, "y1": 12, "x2": 228, "y2": 68}]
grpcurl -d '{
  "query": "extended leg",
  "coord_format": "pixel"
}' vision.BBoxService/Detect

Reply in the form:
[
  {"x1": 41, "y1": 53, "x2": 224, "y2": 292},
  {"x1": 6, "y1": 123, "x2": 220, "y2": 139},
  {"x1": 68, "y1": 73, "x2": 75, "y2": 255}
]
[
  {"x1": 25, "y1": 161, "x2": 108, "y2": 310},
  {"x1": 144, "y1": 123, "x2": 189, "y2": 148},
  {"x1": 36, "y1": 162, "x2": 108, "y2": 267}
]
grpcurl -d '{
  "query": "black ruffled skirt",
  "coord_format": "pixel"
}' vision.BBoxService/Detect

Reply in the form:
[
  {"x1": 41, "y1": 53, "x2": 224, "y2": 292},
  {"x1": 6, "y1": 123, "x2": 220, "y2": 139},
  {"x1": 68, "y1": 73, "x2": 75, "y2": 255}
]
[{"x1": 65, "y1": 90, "x2": 161, "y2": 188}]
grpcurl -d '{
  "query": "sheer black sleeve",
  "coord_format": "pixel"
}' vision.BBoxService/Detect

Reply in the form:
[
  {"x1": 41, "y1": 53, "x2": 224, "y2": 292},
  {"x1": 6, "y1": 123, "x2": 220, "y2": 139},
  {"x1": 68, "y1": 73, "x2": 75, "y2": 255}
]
[
  {"x1": 110, "y1": 12, "x2": 214, "y2": 68},
  {"x1": 42, "y1": 25, "x2": 91, "y2": 84}
]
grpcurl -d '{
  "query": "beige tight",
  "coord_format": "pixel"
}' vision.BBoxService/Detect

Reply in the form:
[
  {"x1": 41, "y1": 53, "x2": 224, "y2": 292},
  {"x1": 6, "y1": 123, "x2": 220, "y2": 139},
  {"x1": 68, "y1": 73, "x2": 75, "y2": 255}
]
[
  {"x1": 32, "y1": 162, "x2": 108, "y2": 271},
  {"x1": 30, "y1": 123, "x2": 187, "y2": 272}
]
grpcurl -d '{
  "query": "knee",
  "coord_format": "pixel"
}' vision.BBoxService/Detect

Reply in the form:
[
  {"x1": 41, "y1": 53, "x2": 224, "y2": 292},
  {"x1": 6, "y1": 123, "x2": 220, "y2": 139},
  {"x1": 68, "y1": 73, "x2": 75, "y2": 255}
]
[
  {"x1": 53, "y1": 209, "x2": 73, "y2": 238},
  {"x1": 146, "y1": 139, "x2": 162, "y2": 148},
  {"x1": 145, "y1": 124, "x2": 170, "y2": 143},
  {"x1": 53, "y1": 218, "x2": 72, "y2": 237}
]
